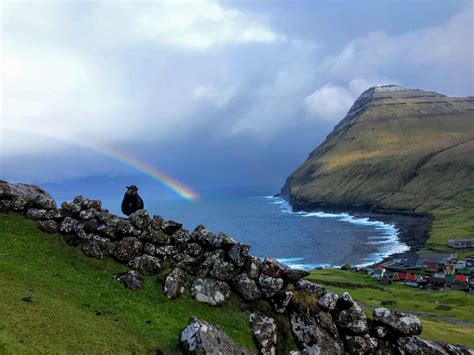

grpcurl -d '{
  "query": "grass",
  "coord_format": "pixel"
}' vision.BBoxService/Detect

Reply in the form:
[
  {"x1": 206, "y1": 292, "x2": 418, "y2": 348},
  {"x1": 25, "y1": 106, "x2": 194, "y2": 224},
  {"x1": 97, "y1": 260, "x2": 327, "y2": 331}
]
[
  {"x1": 308, "y1": 269, "x2": 474, "y2": 348},
  {"x1": 0, "y1": 213, "x2": 258, "y2": 354},
  {"x1": 426, "y1": 189, "x2": 474, "y2": 259}
]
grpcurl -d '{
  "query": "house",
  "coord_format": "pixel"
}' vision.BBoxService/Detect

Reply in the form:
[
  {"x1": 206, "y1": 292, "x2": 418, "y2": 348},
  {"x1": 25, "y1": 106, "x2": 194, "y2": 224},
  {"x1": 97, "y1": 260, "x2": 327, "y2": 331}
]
[
  {"x1": 444, "y1": 264, "x2": 456, "y2": 274},
  {"x1": 416, "y1": 252, "x2": 456, "y2": 268},
  {"x1": 454, "y1": 274, "x2": 469, "y2": 288},
  {"x1": 448, "y1": 238, "x2": 474, "y2": 249},
  {"x1": 405, "y1": 274, "x2": 417, "y2": 282},
  {"x1": 372, "y1": 269, "x2": 385, "y2": 279},
  {"x1": 457, "y1": 268, "x2": 471, "y2": 276},
  {"x1": 426, "y1": 262, "x2": 439, "y2": 272},
  {"x1": 455, "y1": 261, "x2": 467, "y2": 270},
  {"x1": 429, "y1": 273, "x2": 446, "y2": 286},
  {"x1": 446, "y1": 275, "x2": 455, "y2": 286}
]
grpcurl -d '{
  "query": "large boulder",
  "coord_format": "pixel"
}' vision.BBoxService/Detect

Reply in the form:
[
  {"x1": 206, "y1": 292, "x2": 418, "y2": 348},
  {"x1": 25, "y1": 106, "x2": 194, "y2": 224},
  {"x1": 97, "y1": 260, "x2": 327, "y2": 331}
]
[
  {"x1": 318, "y1": 292, "x2": 339, "y2": 311},
  {"x1": 128, "y1": 209, "x2": 150, "y2": 230},
  {"x1": 116, "y1": 219, "x2": 140, "y2": 237},
  {"x1": 155, "y1": 245, "x2": 179, "y2": 259},
  {"x1": 179, "y1": 242, "x2": 204, "y2": 257},
  {"x1": 232, "y1": 273, "x2": 262, "y2": 301},
  {"x1": 25, "y1": 208, "x2": 47, "y2": 220},
  {"x1": 261, "y1": 257, "x2": 287, "y2": 278},
  {"x1": 246, "y1": 256, "x2": 262, "y2": 280},
  {"x1": 290, "y1": 311, "x2": 344, "y2": 355},
  {"x1": 171, "y1": 228, "x2": 192, "y2": 244},
  {"x1": 191, "y1": 278, "x2": 231, "y2": 306},
  {"x1": 164, "y1": 267, "x2": 186, "y2": 299},
  {"x1": 79, "y1": 208, "x2": 100, "y2": 221},
  {"x1": 228, "y1": 243, "x2": 250, "y2": 267},
  {"x1": 114, "y1": 237, "x2": 142, "y2": 263},
  {"x1": 114, "y1": 270, "x2": 144, "y2": 290},
  {"x1": 209, "y1": 259, "x2": 237, "y2": 281},
  {"x1": 128, "y1": 254, "x2": 161, "y2": 275},
  {"x1": 180, "y1": 317, "x2": 254, "y2": 355},
  {"x1": 397, "y1": 336, "x2": 450, "y2": 355},
  {"x1": 163, "y1": 220, "x2": 183, "y2": 235},
  {"x1": 335, "y1": 303, "x2": 368, "y2": 335},
  {"x1": 250, "y1": 313, "x2": 277, "y2": 355},
  {"x1": 37, "y1": 220, "x2": 58, "y2": 234},
  {"x1": 194, "y1": 250, "x2": 226, "y2": 277},
  {"x1": 58, "y1": 216, "x2": 79, "y2": 234},
  {"x1": 144, "y1": 228, "x2": 170, "y2": 245},
  {"x1": 0, "y1": 181, "x2": 56, "y2": 210},
  {"x1": 336, "y1": 292, "x2": 354, "y2": 310},
  {"x1": 82, "y1": 234, "x2": 114, "y2": 259},
  {"x1": 373, "y1": 308, "x2": 422, "y2": 336},
  {"x1": 283, "y1": 269, "x2": 310, "y2": 282},
  {"x1": 149, "y1": 215, "x2": 164, "y2": 230},
  {"x1": 258, "y1": 274, "x2": 284, "y2": 298}
]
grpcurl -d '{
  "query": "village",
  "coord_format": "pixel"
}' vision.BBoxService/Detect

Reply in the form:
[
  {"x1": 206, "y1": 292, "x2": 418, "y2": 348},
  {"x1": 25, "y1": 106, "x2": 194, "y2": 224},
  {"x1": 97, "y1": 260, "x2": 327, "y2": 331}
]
[{"x1": 351, "y1": 239, "x2": 474, "y2": 292}]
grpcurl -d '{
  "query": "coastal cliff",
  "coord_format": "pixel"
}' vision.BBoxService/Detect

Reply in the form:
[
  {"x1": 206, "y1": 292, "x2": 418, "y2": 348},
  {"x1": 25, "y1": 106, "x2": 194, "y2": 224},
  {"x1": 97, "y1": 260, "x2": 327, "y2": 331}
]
[{"x1": 282, "y1": 85, "x2": 474, "y2": 214}]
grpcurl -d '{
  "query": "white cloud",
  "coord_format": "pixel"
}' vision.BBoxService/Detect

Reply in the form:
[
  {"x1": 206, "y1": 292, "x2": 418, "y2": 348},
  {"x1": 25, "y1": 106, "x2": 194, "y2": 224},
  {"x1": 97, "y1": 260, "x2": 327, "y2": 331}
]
[{"x1": 94, "y1": 0, "x2": 282, "y2": 50}]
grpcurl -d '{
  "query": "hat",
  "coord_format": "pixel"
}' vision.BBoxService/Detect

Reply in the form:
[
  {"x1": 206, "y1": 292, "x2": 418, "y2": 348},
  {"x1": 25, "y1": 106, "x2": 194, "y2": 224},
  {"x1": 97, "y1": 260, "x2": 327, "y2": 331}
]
[{"x1": 126, "y1": 185, "x2": 138, "y2": 190}]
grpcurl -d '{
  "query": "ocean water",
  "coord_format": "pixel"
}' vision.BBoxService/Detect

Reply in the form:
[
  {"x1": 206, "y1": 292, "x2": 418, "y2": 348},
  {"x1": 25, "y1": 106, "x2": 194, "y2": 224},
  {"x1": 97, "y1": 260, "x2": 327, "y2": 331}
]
[{"x1": 44, "y1": 181, "x2": 408, "y2": 269}]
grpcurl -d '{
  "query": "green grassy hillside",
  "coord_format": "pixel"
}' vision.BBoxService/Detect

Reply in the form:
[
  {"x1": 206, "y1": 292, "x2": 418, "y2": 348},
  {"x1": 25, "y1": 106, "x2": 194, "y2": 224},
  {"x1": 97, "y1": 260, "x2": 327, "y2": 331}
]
[
  {"x1": 0, "y1": 213, "x2": 257, "y2": 354},
  {"x1": 282, "y1": 85, "x2": 474, "y2": 252},
  {"x1": 308, "y1": 269, "x2": 474, "y2": 348}
]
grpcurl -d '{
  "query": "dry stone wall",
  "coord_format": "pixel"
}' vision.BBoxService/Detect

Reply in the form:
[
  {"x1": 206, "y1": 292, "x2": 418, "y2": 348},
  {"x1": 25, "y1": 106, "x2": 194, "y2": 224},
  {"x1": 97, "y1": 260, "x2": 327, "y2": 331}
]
[{"x1": 0, "y1": 181, "x2": 472, "y2": 355}]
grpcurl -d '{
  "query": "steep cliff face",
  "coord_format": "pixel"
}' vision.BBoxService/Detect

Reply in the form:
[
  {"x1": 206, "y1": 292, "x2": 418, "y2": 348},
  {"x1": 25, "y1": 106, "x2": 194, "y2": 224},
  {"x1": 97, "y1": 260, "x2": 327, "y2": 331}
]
[{"x1": 282, "y1": 85, "x2": 474, "y2": 213}]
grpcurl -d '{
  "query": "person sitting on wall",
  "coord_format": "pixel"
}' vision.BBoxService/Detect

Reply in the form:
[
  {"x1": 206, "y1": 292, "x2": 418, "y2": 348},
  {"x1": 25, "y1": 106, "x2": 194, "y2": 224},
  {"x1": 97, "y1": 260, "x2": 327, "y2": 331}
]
[{"x1": 121, "y1": 185, "x2": 144, "y2": 216}]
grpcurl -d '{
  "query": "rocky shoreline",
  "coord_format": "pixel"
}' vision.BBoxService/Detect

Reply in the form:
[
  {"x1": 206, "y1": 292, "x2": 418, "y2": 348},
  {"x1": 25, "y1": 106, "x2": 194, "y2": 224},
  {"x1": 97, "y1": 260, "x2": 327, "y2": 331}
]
[{"x1": 278, "y1": 196, "x2": 432, "y2": 268}]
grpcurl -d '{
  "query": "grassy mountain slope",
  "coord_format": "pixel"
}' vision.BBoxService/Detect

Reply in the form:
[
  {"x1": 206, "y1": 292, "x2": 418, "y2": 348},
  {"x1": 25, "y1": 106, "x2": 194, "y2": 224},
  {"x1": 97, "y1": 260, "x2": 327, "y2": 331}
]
[
  {"x1": 282, "y1": 85, "x2": 474, "y2": 252},
  {"x1": 0, "y1": 213, "x2": 257, "y2": 354}
]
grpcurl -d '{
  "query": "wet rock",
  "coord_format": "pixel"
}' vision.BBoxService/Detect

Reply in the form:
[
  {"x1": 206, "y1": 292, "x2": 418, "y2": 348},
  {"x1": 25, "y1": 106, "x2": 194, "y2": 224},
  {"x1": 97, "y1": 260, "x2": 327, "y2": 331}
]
[
  {"x1": 155, "y1": 245, "x2": 179, "y2": 259},
  {"x1": 149, "y1": 215, "x2": 164, "y2": 230},
  {"x1": 397, "y1": 336, "x2": 449, "y2": 355},
  {"x1": 79, "y1": 208, "x2": 100, "y2": 220},
  {"x1": 114, "y1": 270, "x2": 144, "y2": 290},
  {"x1": 290, "y1": 311, "x2": 344, "y2": 355},
  {"x1": 128, "y1": 209, "x2": 150, "y2": 229},
  {"x1": 335, "y1": 303, "x2": 368, "y2": 335},
  {"x1": 144, "y1": 228, "x2": 170, "y2": 245},
  {"x1": 83, "y1": 234, "x2": 114, "y2": 259},
  {"x1": 271, "y1": 291, "x2": 293, "y2": 313},
  {"x1": 318, "y1": 292, "x2": 338, "y2": 311},
  {"x1": 164, "y1": 266, "x2": 186, "y2": 299},
  {"x1": 25, "y1": 208, "x2": 47, "y2": 220},
  {"x1": 295, "y1": 280, "x2": 326, "y2": 298},
  {"x1": 143, "y1": 242, "x2": 156, "y2": 255},
  {"x1": 336, "y1": 292, "x2": 354, "y2": 310},
  {"x1": 228, "y1": 243, "x2": 250, "y2": 267},
  {"x1": 344, "y1": 334, "x2": 378, "y2": 354},
  {"x1": 84, "y1": 218, "x2": 100, "y2": 234},
  {"x1": 191, "y1": 277, "x2": 231, "y2": 306},
  {"x1": 209, "y1": 258, "x2": 237, "y2": 281},
  {"x1": 162, "y1": 220, "x2": 182, "y2": 235},
  {"x1": 261, "y1": 257, "x2": 287, "y2": 278},
  {"x1": 232, "y1": 273, "x2": 262, "y2": 301},
  {"x1": 37, "y1": 220, "x2": 58, "y2": 234},
  {"x1": 250, "y1": 312, "x2": 277, "y2": 355},
  {"x1": 283, "y1": 269, "x2": 310, "y2": 282},
  {"x1": 58, "y1": 216, "x2": 79, "y2": 234},
  {"x1": 246, "y1": 255, "x2": 262, "y2": 280},
  {"x1": 258, "y1": 274, "x2": 284, "y2": 298},
  {"x1": 128, "y1": 254, "x2": 161, "y2": 275},
  {"x1": 180, "y1": 317, "x2": 254, "y2": 354},
  {"x1": 373, "y1": 308, "x2": 421, "y2": 336},
  {"x1": 171, "y1": 228, "x2": 192, "y2": 244},
  {"x1": 114, "y1": 237, "x2": 142, "y2": 263}
]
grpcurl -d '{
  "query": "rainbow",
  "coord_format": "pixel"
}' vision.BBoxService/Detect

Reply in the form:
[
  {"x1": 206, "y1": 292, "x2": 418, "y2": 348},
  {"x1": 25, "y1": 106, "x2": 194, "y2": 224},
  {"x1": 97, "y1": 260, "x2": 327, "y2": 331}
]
[{"x1": 8, "y1": 128, "x2": 199, "y2": 201}]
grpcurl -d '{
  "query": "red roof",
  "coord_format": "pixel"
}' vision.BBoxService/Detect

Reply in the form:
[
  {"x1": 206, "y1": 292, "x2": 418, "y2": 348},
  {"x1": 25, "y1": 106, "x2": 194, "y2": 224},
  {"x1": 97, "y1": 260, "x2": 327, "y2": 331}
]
[
  {"x1": 405, "y1": 274, "x2": 417, "y2": 282},
  {"x1": 455, "y1": 275, "x2": 469, "y2": 282},
  {"x1": 375, "y1": 267, "x2": 386, "y2": 271},
  {"x1": 426, "y1": 263, "x2": 438, "y2": 271}
]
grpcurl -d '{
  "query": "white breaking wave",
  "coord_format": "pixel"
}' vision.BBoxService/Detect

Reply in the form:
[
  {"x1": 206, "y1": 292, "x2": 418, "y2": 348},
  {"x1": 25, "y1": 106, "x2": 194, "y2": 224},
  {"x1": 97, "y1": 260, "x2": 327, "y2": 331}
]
[{"x1": 264, "y1": 196, "x2": 409, "y2": 269}]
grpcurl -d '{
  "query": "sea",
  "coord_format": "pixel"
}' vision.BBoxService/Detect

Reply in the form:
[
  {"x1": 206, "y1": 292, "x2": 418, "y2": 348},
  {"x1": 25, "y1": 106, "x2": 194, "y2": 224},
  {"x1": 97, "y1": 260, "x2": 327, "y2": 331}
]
[{"x1": 43, "y1": 178, "x2": 409, "y2": 270}]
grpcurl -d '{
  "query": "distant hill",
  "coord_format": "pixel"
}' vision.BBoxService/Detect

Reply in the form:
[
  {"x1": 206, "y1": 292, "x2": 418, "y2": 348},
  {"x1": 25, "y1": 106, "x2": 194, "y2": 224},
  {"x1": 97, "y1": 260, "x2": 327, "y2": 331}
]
[{"x1": 282, "y1": 85, "x2": 474, "y2": 214}]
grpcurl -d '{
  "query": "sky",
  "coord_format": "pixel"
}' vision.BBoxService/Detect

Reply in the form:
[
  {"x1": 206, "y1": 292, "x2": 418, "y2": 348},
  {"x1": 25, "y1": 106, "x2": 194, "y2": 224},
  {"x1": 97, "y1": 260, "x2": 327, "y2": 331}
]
[{"x1": 1, "y1": 0, "x2": 473, "y2": 193}]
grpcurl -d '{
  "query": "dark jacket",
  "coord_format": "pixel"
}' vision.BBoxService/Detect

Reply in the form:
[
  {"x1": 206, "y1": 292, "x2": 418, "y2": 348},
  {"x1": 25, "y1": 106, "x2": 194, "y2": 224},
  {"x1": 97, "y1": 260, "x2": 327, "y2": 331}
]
[{"x1": 121, "y1": 193, "x2": 144, "y2": 216}]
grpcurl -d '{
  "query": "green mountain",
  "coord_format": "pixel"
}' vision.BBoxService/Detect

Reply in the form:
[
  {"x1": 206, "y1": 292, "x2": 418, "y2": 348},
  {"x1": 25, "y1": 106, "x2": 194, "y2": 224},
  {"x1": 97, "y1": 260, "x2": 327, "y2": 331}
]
[
  {"x1": 282, "y1": 85, "x2": 474, "y2": 253},
  {"x1": 282, "y1": 85, "x2": 473, "y2": 213}
]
